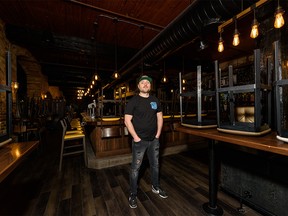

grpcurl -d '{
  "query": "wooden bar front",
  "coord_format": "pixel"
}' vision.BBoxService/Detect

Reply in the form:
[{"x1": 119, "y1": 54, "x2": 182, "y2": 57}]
[
  {"x1": 82, "y1": 115, "x2": 130, "y2": 158},
  {"x1": 82, "y1": 113, "x2": 207, "y2": 160}
]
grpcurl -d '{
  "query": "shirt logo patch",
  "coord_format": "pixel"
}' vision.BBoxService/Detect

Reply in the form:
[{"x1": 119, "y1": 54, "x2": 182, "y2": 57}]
[{"x1": 150, "y1": 102, "x2": 157, "y2": 110}]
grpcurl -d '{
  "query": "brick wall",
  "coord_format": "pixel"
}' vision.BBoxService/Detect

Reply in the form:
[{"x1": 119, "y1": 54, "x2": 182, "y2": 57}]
[{"x1": 0, "y1": 19, "x2": 63, "y2": 100}]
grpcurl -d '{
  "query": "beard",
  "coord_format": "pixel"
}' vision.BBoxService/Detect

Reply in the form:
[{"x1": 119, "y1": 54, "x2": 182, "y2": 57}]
[{"x1": 140, "y1": 88, "x2": 150, "y2": 93}]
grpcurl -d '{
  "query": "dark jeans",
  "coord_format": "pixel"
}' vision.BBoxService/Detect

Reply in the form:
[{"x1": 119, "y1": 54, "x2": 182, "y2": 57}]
[{"x1": 130, "y1": 138, "x2": 160, "y2": 195}]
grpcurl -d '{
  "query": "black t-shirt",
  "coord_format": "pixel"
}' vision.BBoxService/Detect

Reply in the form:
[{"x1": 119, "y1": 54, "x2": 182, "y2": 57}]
[{"x1": 125, "y1": 94, "x2": 162, "y2": 141}]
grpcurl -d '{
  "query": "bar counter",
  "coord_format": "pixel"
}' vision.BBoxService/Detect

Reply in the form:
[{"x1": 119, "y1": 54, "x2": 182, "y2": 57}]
[
  {"x1": 82, "y1": 113, "x2": 206, "y2": 169},
  {"x1": 82, "y1": 114, "x2": 130, "y2": 158}
]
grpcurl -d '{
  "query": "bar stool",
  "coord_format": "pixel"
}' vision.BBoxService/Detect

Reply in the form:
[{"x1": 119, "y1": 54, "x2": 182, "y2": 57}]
[
  {"x1": 63, "y1": 117, "x2": 83, "y2": 135},
  {"x1": 59, "y1": 119, "x2": 87, "y2": 171}
]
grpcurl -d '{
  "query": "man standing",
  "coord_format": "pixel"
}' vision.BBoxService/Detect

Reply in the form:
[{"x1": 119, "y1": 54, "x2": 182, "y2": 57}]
[{"x1": 124, "y1": 75, "x2": 168, "y2": 209}]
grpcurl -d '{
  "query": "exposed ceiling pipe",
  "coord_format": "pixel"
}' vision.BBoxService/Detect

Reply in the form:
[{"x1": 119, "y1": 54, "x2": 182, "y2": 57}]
[{"x1": 108, "y1": 0, "x2": 258, "y2": 88}]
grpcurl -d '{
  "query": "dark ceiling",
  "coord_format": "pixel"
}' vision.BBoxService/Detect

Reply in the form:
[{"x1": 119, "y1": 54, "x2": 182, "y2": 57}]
[{"x1": 0, "y1": 0, "x2": 282, "y2": 101}]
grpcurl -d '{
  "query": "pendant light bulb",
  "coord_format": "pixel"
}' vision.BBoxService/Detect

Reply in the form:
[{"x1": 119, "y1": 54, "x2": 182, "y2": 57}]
[
  {"x1": 232, "y1": 18, "x2": 240, "y2": 46},
  {"x1": 161, "y1": 61, "x2": 168, "y2": 83},
  {"x1": 115, "y1": 72, "x2": 119, "y2": 79},
  {"x1": 218, "y1": 37, "x2": 224, "y2": 52},
  {"x1": 274, "y1": 6, "x2": 285, "y2": 28},
  {"x1": 94, "y1": 74, "x2": 99, "y2": 81},
  {"x1": 218, "y1": 30, "x2": 224, "y2": 52},
  {"x1": 161, "y1": 75, "x2": 168, "y2": 83},
  {"x1": 250, "y1": 9, "x2": 259, "y2": 39},
  {"x1": 232, "y1": 29, "x2": 240, "y2": 46},
  {"x1": 112, "y1": 71, "x2": 120, "y2": 79},
  {"x1": 250, "y1": 19, "x2": 259, "y2": 39}
]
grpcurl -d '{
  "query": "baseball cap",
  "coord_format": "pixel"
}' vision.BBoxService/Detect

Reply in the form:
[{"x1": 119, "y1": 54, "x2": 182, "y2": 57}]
[{"x1": 138, "y1": 75, "x2": 152, "y2": 83}]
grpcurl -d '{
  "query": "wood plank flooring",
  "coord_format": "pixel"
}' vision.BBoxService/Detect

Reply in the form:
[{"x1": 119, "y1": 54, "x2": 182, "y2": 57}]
[{"x1": 0, "y1": 134, "x2": 263, "y2": 216}]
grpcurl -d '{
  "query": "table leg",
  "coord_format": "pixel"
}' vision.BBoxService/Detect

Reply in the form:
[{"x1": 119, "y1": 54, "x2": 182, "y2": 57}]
[{"x1": 202, "y1": 140, "x2": 223, "y2": 215}]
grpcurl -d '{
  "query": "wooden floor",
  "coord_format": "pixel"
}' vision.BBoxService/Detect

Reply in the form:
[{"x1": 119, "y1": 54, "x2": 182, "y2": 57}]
[{"x1": 0, "y1": 133, "x2": 263, "y2": 216}]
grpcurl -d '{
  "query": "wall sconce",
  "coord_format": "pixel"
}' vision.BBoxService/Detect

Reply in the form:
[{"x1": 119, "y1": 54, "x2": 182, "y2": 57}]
[
  {"x1": 232, "y1": 18, "x2": 240, "y2": 46},
  {"x1": 274, "y1": 0, "x2": 285, "y2": 28},
  {"x1": 11, "y1": 81, "x2": 19, "y2": 103},
  {"x1": 250, "y1": 9, "x2": 259, "y2": 38},
  {"x1": 11, "y1": 81, "x2": 19, "y2": 91},
  {"x1": 218, "y1": 30, "x2": 224, "y2": 52}
]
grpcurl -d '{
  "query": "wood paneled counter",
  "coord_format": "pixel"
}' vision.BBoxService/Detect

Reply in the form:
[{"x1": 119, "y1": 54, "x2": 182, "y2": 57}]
[
  {"x1": 82, "y1": 114, "x2": 130, "y2": 158},
  {"x1": 0, "y1": 140, "x2": 39, "y2": 183},
  {"x1": 83, "y1": 113, "x2": 206, "y2": 158}
]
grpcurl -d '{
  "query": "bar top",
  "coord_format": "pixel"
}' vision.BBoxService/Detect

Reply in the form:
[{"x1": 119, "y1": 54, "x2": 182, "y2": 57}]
[{"x1": 175, "y1": 126, "x2": 288, "y2": 156}]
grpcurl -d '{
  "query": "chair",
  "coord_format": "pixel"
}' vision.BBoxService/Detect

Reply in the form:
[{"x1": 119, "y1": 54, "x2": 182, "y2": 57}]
[
  {"x1": 13, "y1": 118, "x2": 28, "y2": 142},
  {"x1": 59, "y1": 119, "x2": 87, "y2": 171}
]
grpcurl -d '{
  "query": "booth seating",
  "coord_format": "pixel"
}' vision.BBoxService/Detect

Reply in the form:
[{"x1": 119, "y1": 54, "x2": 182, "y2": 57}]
[{"x1": 59, "y1": 118, "x2": 86, "y2": 171}]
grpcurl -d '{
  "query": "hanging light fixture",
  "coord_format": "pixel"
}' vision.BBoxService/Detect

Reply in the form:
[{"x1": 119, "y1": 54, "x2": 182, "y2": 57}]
[
  {"x1": 94, "y1": 74, "x2": 99, "y2": 81},
  {"x1": 250, "y1": 8, "x2": 259, "y2": 38},
  {"x1": 161, "y1": 61, "x2": 168, "y2": 83},
  {"x1": 112, "y1": 71, "x2": 120, "y2": 79},
  {"x1": 232, "y1": 18, "x2": 240, "y2": 46},
  {"x1": 93, "y1": 21, "x2": 100, "y2": 82},
  {"x1": 218, "y1": 29, "x2": 224, "y2": 52},
  {"x1": 274, "y1": 0, "x2": 285, "y2": 29},
  {"x1": 181, "y1": 56, "x2": 186, "y2": 85},
  {"x1": 140, "y1": 25, "x2": 145, "y2": 76},
  {"x1": 112, "y1": 18, "x2": 120, "y2": 79}
]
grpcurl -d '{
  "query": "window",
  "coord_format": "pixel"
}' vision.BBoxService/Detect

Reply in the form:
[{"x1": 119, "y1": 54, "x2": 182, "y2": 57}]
[{"x1": 0, "y1": 51, "x2": 12, "y2": 144}]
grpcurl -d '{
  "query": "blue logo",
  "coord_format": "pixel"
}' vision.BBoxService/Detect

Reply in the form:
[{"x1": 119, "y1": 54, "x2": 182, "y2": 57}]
[{"x1": 150, "y1": 102, "x2": 157, "y2": 110}]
